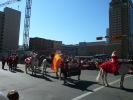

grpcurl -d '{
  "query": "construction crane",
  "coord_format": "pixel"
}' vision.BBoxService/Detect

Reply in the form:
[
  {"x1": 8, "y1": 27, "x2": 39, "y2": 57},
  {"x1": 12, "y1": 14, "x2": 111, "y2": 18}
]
[
  {"x1": 23, "y1": 0, "x2": 32, "y2": 50},
  {"x1": 0, "y1": 0, "x2": 21, "y2": 7},
  {"x1": 0, "y1": 0, "x2": 32, "y2": 50}
]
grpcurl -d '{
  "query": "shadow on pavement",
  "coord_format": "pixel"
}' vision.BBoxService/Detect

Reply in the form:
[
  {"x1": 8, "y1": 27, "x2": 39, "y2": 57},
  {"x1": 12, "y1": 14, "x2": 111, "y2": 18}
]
[
  {"x1": 107, "y1": 85, "x2": 133, "y2": 92},
  {"x1": 106, "y1": 85, "x2": 121, "y2": 89},
  {"x1": 45, "y1": 73, "x2": 59, "y2": 80},
  {"x1": 15, "y1": 68, "x2": 24, "y2": 73},
  {"x1": 63, "y1": 79, "x2": 97, "y2": 91},
  {"x1": 2, "y1": 68, "x2": 8, "y2": 71},
  {"x1": 123, "y1": 88, "x2": 133, "y2": 92},
  {"x1": 30, "y1": 74, "x2": 53, "y2": 82},
  {"x1": 10, "y1": 68, "x2": 24, "y2": 73}
]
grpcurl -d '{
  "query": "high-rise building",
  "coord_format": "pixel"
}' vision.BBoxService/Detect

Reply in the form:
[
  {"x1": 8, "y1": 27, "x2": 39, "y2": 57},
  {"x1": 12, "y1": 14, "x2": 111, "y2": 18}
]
[
  {"x1": 0, "y1": 7, "x2": 21, "y2": 52},
  {"x1": 109, "y1": 0, "x2": 133, "y2": 57}
]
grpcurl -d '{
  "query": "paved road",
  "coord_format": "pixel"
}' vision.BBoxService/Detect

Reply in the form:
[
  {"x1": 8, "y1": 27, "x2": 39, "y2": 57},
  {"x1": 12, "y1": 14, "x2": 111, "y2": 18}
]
[{"x1": 0, "y1": 63, "x2": 133, "y2": 100}]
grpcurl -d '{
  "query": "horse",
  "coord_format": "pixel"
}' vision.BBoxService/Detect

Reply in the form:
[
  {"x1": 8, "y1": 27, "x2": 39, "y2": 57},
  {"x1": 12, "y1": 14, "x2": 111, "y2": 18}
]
[
  {"x1": 41, "y1": 57, "x2": 52, "y2": 76},
  {"x1": 95, "y1": 61, "x2": 133, "y2": 89},
  {"x1": 24, "y1": 57, "x2": 32, "y2": 74},
  {"x1": 24, "y1": 53, "x2": 39, "y2": 75},
  {"x1": 61, "y1": 59, "x2": 81, "y2": 84},
  {"x1": 40, "y1": 57, "x2": 66, "y2": 79}
]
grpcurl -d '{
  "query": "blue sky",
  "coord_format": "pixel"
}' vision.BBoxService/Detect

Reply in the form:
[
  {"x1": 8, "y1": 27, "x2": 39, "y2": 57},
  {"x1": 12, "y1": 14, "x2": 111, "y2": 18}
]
[{"x1": 1, "y1": 0, "x2": 112, "y2": 45}]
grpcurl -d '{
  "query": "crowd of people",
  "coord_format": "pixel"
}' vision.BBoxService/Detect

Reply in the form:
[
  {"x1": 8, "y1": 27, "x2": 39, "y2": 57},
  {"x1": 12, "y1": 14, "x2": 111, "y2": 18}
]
[
  {"x1": 0, "y1": 55, "x2": 19, "y2": 100},
  {"x1": 1, "y1": 55, "x2": 19, "y2": 71},
  {"x1": 0, "y1": 51, "x2": 133, "y2": 99}
]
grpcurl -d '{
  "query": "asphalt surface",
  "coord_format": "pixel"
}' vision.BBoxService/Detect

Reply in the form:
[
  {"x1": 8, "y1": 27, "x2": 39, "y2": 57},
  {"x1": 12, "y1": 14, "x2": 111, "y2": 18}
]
[{"x1": 0, "y1": 62, "x2": 133, "y2": 100}]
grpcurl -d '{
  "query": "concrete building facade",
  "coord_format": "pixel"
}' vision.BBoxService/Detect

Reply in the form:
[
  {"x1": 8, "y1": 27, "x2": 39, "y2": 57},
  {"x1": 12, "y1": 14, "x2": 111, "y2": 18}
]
[
  {"x1": 78, "y1": 42, "x2": 106, "y2": 56},
  {"x1": 0, "y1": 7, "x2": 21, "y2": 52},
  {"x1": 109, "y1": 0, "x2": 133, "y2": 57},
  {"x1": 78, "y1": 42, "x2": 121, "y2": 57},
  {"x1": 61, "y1": 44, "x2": 78, "y2": 56},
  {"x1": 29, "y1": 37, "x2": 62, "y2": 55},
  {"x1": 60, "y1": 41, "x2": 121, "y2": 57}
]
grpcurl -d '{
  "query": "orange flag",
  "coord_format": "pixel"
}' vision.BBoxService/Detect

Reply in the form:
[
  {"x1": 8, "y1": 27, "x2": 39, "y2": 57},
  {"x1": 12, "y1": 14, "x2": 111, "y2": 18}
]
[{"x1": 51, "y1": 52, "x2": 62, "y2": 72}]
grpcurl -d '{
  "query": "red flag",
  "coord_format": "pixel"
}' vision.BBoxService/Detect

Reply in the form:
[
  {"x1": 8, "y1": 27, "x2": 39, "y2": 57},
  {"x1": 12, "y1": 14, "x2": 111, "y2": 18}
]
[{"x1": 51, "y1": 52, "x2": 62, "y2": 72}]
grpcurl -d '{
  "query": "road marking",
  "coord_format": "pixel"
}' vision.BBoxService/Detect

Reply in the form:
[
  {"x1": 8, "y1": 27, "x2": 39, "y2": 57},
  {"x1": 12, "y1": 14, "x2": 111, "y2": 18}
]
[
  {"x1": 71, "y1": 92, "x2": 93, "y2": 100},
  {"x1": 72, "y1": 75, "x2": 133, "y2": 100}
]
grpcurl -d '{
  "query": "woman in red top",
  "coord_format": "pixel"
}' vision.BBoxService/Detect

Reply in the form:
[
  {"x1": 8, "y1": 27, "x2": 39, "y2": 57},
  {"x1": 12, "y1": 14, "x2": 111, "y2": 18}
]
[{"x1": 100, "y1": 51, "x2": 119, "y2": 73}]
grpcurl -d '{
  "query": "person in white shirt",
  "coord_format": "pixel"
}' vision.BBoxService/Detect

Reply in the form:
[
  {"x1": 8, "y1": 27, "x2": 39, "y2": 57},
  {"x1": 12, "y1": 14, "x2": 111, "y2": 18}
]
[{"x1": 0, "y1": 92, "x2": 9, "y2": 100}]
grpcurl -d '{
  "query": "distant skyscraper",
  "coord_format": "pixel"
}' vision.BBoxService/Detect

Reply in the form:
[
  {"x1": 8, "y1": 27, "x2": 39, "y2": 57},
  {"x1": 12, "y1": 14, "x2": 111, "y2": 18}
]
[
  {"x1": 0, "y1": 7, "x2": 21, "y2": 52},
  {"x1": 106, "y1": 28, "x2": 109, "y2": 43},
  {"x1": 109, "y1": 0, "x2": 133, "y2": 57}
]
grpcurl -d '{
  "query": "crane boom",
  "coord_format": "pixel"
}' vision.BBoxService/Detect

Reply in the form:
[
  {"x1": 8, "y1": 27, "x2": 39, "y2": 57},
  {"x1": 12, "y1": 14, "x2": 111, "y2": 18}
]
[
  {"x1": 23, "y1": 0, "x2": 32, "y2": 50},
  {"x1": 0, "y1": 0, "x2": 21, "y2": 7},
  {"x1": 0, "y1": 0, "x2": 32, "y2": 50}
]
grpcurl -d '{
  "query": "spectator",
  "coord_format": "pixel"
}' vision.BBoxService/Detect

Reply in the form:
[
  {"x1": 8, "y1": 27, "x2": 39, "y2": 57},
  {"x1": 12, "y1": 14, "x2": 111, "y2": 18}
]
[
  {"x1": 0, "y1": 92, "x2": 9, "y2": 100},
  {"x1": 7, "y1": 90, "x2": 19, "y2": 100},
  {"x1": 1, "y1": 56, "x2": 6, "y2": 69}
]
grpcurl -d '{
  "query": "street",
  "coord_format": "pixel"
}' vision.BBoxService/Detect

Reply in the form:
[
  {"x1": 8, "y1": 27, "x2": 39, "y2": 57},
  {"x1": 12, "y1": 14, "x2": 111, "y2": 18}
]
[{"x1": 0, "y1": 62, "x2": 133, "y2": 100}]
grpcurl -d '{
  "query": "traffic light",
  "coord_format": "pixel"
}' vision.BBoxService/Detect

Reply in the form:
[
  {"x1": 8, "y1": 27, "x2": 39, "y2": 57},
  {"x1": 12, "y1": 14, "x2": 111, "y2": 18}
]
[{"x1": 96, "y1": 37, "x2": 103, "y2": 40}]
